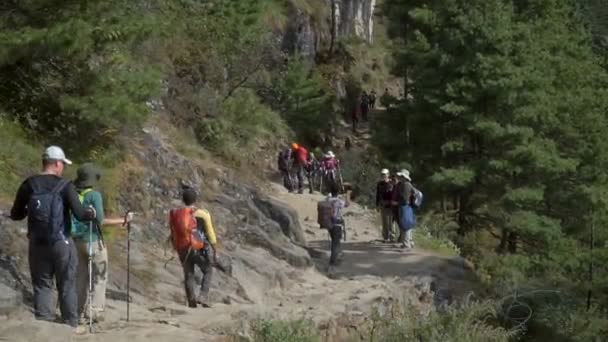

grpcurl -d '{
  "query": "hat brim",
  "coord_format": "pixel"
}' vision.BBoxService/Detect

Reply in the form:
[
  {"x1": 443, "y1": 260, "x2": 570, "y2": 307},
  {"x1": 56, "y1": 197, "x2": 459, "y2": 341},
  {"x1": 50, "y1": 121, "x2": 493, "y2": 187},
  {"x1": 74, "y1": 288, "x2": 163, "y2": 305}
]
[{"x1": 63, "y1": 158, "x2": 73, "y2": 165}]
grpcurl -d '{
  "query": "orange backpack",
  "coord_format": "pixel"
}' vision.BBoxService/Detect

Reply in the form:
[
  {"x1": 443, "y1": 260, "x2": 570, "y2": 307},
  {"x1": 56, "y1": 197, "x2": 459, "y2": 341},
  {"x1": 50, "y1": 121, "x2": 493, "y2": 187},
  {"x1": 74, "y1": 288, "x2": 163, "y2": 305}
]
[{"x1": 169, "y1": 207, "x2": 205, "y2": 252}]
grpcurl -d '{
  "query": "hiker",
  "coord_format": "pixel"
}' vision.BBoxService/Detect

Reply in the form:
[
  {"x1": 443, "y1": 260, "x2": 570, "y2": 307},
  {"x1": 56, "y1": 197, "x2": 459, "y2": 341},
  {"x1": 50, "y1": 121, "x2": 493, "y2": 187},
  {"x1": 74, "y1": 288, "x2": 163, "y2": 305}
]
[
  {"x1": 376, "y1": 169, "x2": 395, "y2": 242},
  {"x1": 318, "y1": 185, "x2": 350, "y2": 268},
  {"x1": 381, "y1": 88, "x2": 391, "y2": 108},
  {"x1": 305, "y1": 152, "x2": 320, "y2": 194},
  {"x1": 369, "y1": 90, "x2": 377, "y2": 109},
  {"x1": 277, "y1": 147, "x2": 293, "y2": 192},
  {"x1": 70, "y1": 163, "x2": 133, "y2": 323},
  {"x1": 9, "y1": 146, "x2": 96, "y2": 332},
  {"x1": 393, "y1": 169, "x2": 417, "y2": 248},
  {"x1": 360, "y1": 92, "x2": 370, "y2": 122},
  {"x1": 169, "y1": 186, "x2": 218, "y2": 308},
  {"x1": 321, "y1": 151, "x2": 340, "y2": 192},
  {"x1": 351, "y1": 106, "x2": 359, "y2": 133},
  {"x1": 390, "y1": 173, "x2": 400, "y2": 235},
  {"x1": 290, "y1": 143, "x2": 309, "y2": 194}
]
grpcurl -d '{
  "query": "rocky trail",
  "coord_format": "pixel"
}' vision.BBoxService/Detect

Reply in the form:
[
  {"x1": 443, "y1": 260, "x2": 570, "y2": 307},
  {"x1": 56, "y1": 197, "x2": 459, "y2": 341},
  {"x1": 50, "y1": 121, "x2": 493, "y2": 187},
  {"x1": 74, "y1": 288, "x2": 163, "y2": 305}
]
[{"x1": 0, "y1": 179, "x2": 473, "y2": 341}]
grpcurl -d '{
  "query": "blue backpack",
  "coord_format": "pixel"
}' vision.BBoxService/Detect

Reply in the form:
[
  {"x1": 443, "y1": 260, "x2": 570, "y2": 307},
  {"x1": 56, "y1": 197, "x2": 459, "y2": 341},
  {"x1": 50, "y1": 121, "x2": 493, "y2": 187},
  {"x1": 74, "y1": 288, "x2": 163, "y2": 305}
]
[{"x1": 27, "y1": 179, "x2": 69, "y2": 244}]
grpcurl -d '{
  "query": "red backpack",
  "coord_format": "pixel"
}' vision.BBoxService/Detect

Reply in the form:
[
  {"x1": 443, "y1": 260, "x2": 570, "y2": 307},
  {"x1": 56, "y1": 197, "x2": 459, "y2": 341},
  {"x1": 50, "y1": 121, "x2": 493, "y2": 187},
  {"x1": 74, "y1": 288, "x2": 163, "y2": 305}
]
[{"x1": 169, "y1": 207, "x2": 205, "y2": 252}]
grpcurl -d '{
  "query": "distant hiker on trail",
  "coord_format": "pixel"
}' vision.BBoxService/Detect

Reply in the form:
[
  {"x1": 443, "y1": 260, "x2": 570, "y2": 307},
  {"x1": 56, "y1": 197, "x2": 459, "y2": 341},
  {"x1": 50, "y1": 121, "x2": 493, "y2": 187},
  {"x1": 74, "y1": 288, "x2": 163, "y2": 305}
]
[
  {"x1": 9, "y1": 146, "x2": 96, "y2": 333},
  {"x1": 376, "y1": 169, "x2": 395, "y2": 242},
  {"x1": 369, "y1": 90, "x2": 377, "y2": 109},
  {"x1": 390, "y1": 173, "x2": 400, "y2": 232},
  {"x1": 360, "y1": 91, "x2": 370, "y2": 122},
  {"x1": 317, "y1": 185, "x2": 350, "y2": 269},
  {"x1": 169, "y1": 186, "x2": 219, "y2": 308},
  {"x1": 351, "y1": 106, "x2": 359, "y2": 133},
  {"x1": 290, "y1": 143, "x2": 309, "y2": 194},
  {"x1": 306, "y1": 152, "x2": 320, "y2": 194},
  {"x1": 321, "y1": 151, "x2": 341, "y2": 193},
  {"x1": 277, "y1": 147, "x2": 293, "y2": 192},
  {"x1": 393, "y1": 169, "x2": 420, "y2": 249},
  {"x1": 71, "y1": 163, "x2": 133, "y2": 323},
  {"x1": 381, "y1": 88, "x2": 391, "y2": 108}
]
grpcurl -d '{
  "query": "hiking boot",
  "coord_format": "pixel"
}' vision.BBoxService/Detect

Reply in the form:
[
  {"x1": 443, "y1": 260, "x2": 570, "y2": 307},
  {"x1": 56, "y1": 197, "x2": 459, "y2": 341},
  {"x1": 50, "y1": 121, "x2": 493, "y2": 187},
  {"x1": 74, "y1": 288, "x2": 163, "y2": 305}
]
[
  {"x1": 72, "y1": 325, "x2": 88, "y2": 335},
  {"x1": 297, "y1": 189, "x2": 304, "y2": 194},
  {"x1": 188, "y1": 301, "x2": 197, "y2": 308},
  {"x1": 197, "y1": 294, "x2": 212, "y2": 308}
]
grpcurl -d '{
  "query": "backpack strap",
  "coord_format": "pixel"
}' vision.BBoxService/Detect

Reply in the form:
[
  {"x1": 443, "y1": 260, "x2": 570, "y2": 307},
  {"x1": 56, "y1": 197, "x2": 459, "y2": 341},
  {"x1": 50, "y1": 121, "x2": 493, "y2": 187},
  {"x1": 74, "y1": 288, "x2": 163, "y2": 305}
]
[{"x1": 51, "y1": 179, "x2": 69, "y2": 194}]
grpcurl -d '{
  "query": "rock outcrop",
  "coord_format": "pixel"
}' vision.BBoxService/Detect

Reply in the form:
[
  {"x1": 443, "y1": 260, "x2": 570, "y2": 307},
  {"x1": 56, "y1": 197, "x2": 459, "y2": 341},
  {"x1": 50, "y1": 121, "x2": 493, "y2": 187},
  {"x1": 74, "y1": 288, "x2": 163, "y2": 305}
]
[
  {"x1": 283, "y1": 0, "x2": 377, "y2": 62},
  {"x1": 334, "y1": 0, "x2": 376, "y2": 44}
]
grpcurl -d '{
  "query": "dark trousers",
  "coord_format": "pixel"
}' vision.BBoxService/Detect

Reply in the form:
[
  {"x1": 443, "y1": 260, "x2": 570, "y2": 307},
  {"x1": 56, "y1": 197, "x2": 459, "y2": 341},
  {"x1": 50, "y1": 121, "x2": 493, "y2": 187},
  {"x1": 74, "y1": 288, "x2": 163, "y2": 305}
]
[
  {"x1": 179, "y1": 247, "x2": 213, "y2": 307},
  {"x1": 280, "y1": 169, "x2": 292, "y2": 191},
  {"x1": 293, "y1": 164, "x2": 305, "y2": 192},
  {"x1": 393, "y1": 206, "x2": 405, "y2": 242},
  {"x1": 29, "y1": 238, "x2": 78, "y2": 327},
  {"x1": 329, "y1": 225, "x2": 343, "y2": 265}
]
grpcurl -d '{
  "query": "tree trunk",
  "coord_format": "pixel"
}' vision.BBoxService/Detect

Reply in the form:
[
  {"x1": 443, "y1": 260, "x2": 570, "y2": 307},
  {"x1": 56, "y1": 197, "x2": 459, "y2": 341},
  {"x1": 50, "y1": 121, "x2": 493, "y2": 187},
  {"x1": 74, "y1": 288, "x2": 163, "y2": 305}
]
[
  {"x1": 507, "y1": 232, "x2": 518, "y2": 253},
  {"x1": 498, "y1": 229, "x2": 508, "y2": 253}
]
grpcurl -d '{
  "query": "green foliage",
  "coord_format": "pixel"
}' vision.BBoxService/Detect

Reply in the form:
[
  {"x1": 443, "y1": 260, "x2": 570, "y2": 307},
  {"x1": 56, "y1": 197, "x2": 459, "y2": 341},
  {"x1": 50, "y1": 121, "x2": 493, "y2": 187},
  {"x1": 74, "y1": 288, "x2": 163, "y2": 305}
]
[
  {"x1": 367, "y1": 300, "x2": 514, "y2": 342},
  {"x1": 0, "y1": 117, "x2": 40, "y2": 199},
  {"x1": 195, "y1": 89, "x2": 289, "y2": 165},
  {"x1": 272, "y1": 57, "x2": 334, "y2": 145},
  {"x1": 251, "y1": 319, "x2": 320, "y2": 342},
  {"x1": 380, "y1": 0, "x2": 608, "y2": 338},
  {"x1": 0, "y1": 0, "x2": 161, "y2": 156},
  {"x1": 414, "y1": 215, "x2": 461, "y2": 256}
]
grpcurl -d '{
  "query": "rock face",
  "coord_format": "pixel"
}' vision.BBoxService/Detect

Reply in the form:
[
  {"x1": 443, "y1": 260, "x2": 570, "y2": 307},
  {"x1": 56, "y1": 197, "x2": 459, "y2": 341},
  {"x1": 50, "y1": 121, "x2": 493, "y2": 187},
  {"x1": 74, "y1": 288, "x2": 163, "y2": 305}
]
[
  {"x1": 283, "y1": 0, "x2": 377, "y2": 62},
  {"x1": 334, "y1": 0, "x2": 376, "y2": 44}
]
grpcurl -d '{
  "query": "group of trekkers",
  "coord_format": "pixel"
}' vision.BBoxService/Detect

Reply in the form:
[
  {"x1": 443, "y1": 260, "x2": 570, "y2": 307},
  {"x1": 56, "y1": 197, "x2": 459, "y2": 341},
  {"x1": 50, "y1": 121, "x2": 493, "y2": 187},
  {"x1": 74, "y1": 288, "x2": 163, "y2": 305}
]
[
  {"x1": 375, "y1": 168, "x2": 422, "y2": 248},
  {"x1": 6, "y1": 144, "x2": 421, "y2": 332},
  {"x1": 314, "y1": 167, "x2": 422, "y2": 271},
  {"x1": 7, "y1": 146, "x2": 226, "y2": 334},
  {"x1": 351, "y1": 90, "x2": 377, "y2": 132},
  {"x1": 277, "y1": 143, "x2": 343, "y2": 195}
]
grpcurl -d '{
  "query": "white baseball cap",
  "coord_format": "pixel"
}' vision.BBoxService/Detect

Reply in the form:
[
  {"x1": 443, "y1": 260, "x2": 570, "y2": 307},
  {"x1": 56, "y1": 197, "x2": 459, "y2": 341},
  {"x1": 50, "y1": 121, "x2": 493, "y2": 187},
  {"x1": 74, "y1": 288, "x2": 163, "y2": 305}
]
[
  {"x1": 380, "y1": 168, "x2": 389, "y2": 175},
  {"x1": 399, "y1": 169, "x2": 411, "y2": 181},
  {"x1": 42, "y1": 146, "x2": 72, "y2": 165}
]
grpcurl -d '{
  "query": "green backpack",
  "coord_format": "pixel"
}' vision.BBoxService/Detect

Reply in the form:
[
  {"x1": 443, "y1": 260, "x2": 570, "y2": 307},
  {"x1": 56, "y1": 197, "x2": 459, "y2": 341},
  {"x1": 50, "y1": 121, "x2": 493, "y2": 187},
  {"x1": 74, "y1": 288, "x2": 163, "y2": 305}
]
[{"x1": 71, "y1": 189, "x2": 98, "y2": 240}]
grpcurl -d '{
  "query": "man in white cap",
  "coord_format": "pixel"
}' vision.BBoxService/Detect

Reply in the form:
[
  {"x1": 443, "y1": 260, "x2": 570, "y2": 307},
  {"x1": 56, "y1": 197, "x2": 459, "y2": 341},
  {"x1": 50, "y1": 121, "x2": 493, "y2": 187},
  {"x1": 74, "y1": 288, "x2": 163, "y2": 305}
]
[
  {"x1": 376, "y1": 168, "x2": 395, "y2": 242},
  {"x1": 10, "y1": 146, "x2": 96, "y2": 332},
  {"x1": 393, "y1": 169, "x2": 416, "y2": 248}
]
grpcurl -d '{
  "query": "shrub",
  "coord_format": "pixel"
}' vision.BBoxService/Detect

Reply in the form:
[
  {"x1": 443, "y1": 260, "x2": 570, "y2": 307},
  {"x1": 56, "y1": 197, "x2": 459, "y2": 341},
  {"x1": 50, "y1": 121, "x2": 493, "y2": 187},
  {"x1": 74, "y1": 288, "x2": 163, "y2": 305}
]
[
  {"x1": 251, "y1": 319, "x2": 320, "y2": 342},
  {"x1": 0, "y1": 117, "x2": 41, "y2": 199},
  {"x1": 367, "y1": 300, "x2": 515, "y2": 342},
  {"x1": 194, "y1": 89, "x2": 289, "y2": 166}
]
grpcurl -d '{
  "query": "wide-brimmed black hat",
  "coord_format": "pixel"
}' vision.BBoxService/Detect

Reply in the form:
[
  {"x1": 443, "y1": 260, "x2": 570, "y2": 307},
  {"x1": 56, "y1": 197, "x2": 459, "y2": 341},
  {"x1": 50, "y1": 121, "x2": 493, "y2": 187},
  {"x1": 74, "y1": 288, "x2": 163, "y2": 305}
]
[{"x1": 74, "y1": 163, "x2": 101, "y2": 189}]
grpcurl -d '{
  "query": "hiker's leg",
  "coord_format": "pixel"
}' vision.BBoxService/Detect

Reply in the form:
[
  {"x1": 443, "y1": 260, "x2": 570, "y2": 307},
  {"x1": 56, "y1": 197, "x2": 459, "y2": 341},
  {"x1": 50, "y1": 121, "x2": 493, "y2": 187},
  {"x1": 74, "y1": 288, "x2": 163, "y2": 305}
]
[
  {"x1": 179, "y1": 250, "x2": 197, "y2": 307},
  {"x1": 381, "y1": 207, "x2": 390, "y2": 241},
  {"x1": 195, "y1": 250, "x2": 214, "y2": 305},
  {"x1": 329, "y1": 226, "x2": 343, "y2": 265},
  {"x1": 28, "y1": 242, "x2": 54, "y2": 322},
  {"x1": 307, "y1": 171, "x2": 314, "y2": 194},
  {"x1": 53, "y1": 238, "x2": 79, "y2": 327},
  {"x1": 90, "y1": 241, "x2": 108, "y2": 318},
  {"x1": 297, "y1": 166, "x2": 304, "y2": 193},
  {"x1": 405, "y1": 229, "x2": 414, "y2": 246},
  {"x1": 74, "y1": 241, "x2": 89, "y2": 319}
]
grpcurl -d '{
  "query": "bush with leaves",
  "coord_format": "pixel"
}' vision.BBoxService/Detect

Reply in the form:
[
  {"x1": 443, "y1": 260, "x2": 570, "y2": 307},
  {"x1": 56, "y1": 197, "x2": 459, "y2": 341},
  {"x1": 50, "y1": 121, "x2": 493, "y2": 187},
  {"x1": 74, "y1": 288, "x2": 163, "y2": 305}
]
[{"x1": 0, "y1": 0, "x2": 161, "y2": 156}]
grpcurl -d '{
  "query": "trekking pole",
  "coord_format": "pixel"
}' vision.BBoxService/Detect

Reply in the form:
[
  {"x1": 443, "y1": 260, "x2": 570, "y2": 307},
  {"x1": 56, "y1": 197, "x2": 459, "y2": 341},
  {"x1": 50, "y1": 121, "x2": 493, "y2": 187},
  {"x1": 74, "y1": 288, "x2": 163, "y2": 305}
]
[
  {"x1": 88, "y1": 220, "x2": 94, "y2": 333},
  {"x1": 125, "y1": 211, "x2": 132, "y2": 322}
]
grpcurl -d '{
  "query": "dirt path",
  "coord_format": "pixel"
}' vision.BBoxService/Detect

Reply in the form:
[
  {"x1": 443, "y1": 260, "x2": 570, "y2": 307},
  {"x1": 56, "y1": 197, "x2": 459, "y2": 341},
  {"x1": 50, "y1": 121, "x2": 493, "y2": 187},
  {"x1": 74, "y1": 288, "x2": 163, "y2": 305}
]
[{"x1": 0, "y1": 184, "x2": 472, "y2": 341}]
